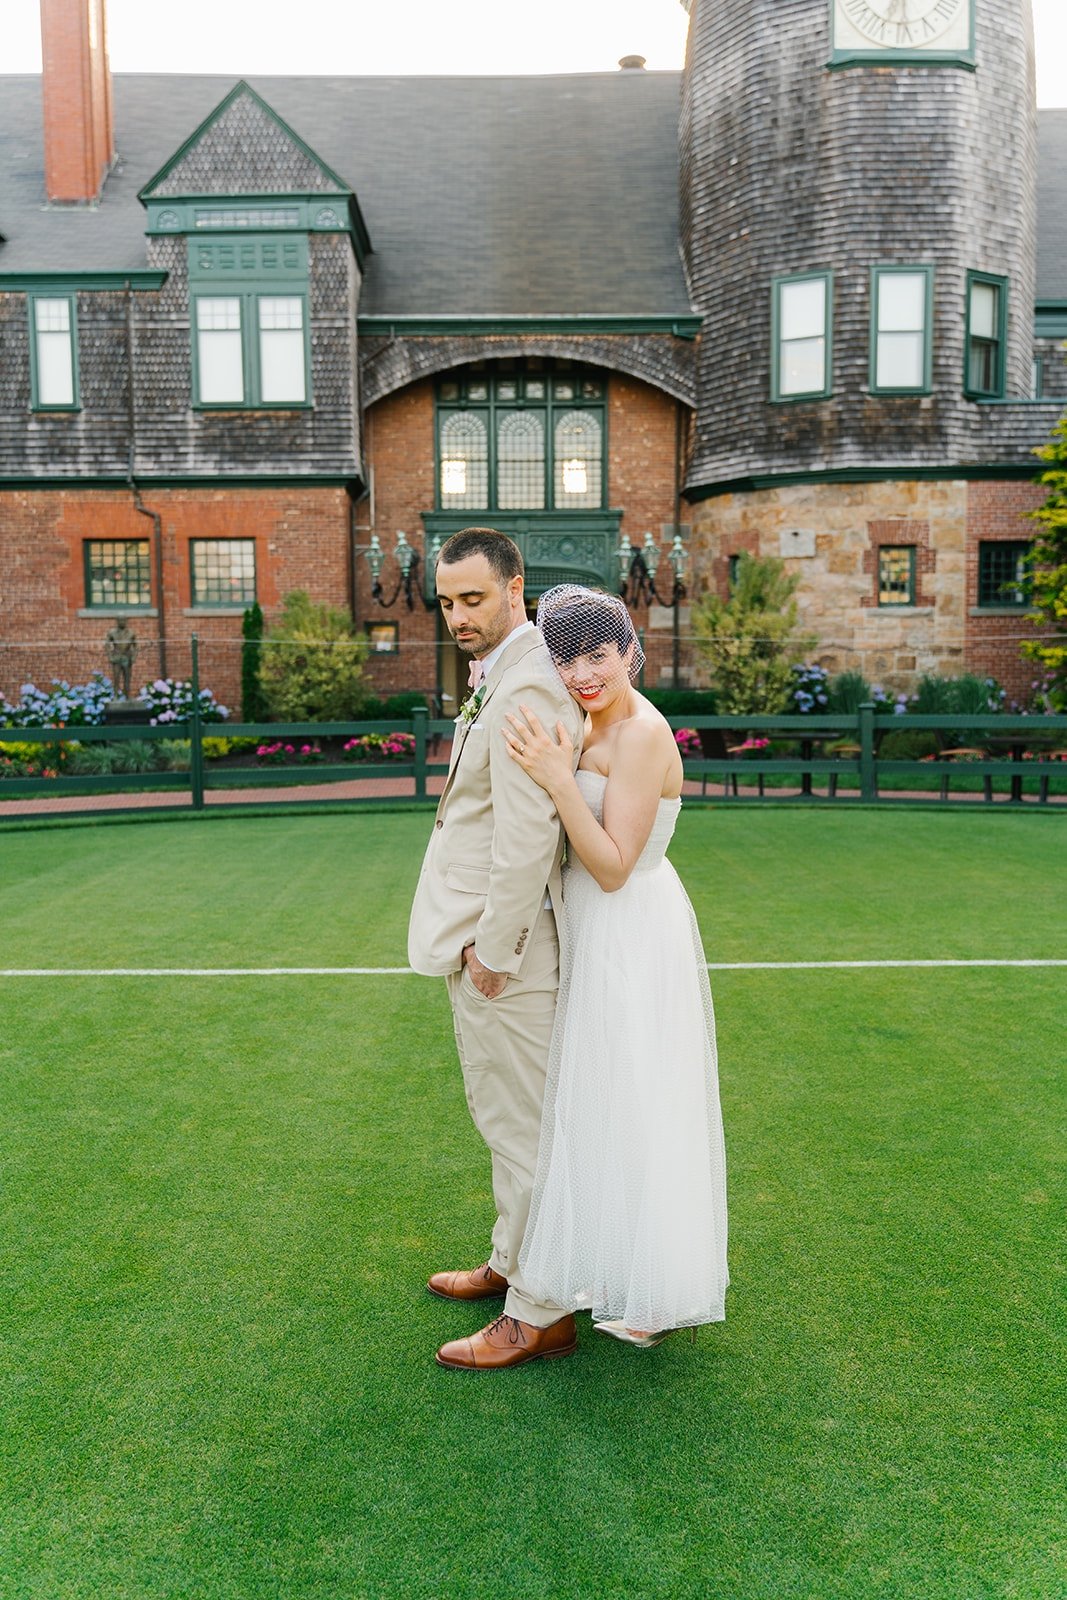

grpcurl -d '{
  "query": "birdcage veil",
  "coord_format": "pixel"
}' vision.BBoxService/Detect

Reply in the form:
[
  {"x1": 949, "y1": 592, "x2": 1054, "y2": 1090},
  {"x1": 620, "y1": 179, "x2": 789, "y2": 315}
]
[{"x1": 535, "y1": 584, "x2": 645, "y2": 685}]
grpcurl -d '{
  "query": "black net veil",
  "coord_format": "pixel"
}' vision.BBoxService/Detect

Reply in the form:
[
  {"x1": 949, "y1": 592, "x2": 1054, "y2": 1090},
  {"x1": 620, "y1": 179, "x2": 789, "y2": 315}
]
[{"x1": 534, "y1": 584, "x2": 645, "y2": 685}]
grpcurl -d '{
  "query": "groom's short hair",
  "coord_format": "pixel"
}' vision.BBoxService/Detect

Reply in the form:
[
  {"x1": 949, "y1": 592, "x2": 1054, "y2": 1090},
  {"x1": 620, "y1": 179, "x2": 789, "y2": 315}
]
[{"x1": 438, "y1": 527, "x2": 524, "y2": 583}]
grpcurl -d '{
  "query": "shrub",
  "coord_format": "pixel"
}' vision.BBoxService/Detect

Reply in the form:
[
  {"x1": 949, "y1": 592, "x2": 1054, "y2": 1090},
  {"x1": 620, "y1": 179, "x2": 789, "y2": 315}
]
[
  {"x1": 258, "y1": 592, "x2": 370, "y2": 721},
  {"x1": 691, "y1": 554, "x2": 816, "y2": 714},
  {"x1": 643, "y1": 688, "x2": 718, "y2": 717},
  {"x1": 674, "y1": 728, "x2": 702, "y2": 758},
  {"x1": 912, "y1": 673, "x2": 1006, "y2": 746},
  {"x1": 254, "y1": 741, "x2": 324, "y2": 765},
  {"x1": 342, "y1": 732, "x2": 416, "y2": 762},
  {"x1": 241, "y1": 602, "x2": 269, "y2": 723}
]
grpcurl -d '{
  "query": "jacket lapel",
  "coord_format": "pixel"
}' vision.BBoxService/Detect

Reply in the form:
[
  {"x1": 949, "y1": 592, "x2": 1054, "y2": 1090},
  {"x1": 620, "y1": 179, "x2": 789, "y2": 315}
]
[{"x1": 436, "y1": 628, "x2": 543, "y2": 811}]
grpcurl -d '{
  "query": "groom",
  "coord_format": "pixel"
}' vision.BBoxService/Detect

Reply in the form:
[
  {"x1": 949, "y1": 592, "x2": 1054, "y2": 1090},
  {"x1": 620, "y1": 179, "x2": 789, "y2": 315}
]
[{"x1": 408, "y1": 527, "x2": 584, "y2": 1370}]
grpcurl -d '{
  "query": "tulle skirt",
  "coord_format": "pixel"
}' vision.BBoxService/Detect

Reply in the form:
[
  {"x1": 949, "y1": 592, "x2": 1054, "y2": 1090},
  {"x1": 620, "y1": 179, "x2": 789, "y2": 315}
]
[{"x1": 519, "y1": 856, "x2": 728, "y2": 1331}]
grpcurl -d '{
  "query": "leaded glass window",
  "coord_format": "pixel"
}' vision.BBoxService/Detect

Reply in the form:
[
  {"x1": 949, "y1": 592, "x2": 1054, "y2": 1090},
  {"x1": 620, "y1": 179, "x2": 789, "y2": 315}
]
[
  {"x1": 440, "y1": 412, "x2": 489, "y2": 508},
  {"x1": 85, "y1": 540, "x2": 152, "y2": 608},
  {"x1": 191, "y1": 539, "x2": 257, "y2": 606},
  {"x1": 878, "y1": 546, "x2": 916, "y2": 607},
  {"x1": 554, "y1": 410, "x2": 602, "y2": 508},
  {"x1": 497, "y1": 412, "x2": 545, "y2": 510},
  {"x1": 435, "y1": 365, "x2": 606, "y2": 513},
  {"x1": 977, "y1": 541, "x2": 1029, "y2": 608}
]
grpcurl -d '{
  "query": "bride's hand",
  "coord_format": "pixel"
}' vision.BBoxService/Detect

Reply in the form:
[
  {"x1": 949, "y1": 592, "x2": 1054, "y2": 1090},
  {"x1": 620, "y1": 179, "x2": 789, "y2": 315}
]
[{"x1": 503, "y1": 705, "x2": 574, "y2": 793}]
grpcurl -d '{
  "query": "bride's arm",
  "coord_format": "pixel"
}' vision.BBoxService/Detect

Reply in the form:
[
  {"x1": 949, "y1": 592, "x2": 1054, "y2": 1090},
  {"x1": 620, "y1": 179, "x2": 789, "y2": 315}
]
[{"x1": 503, "y1": 708, "x2": 670, "y2": 892}]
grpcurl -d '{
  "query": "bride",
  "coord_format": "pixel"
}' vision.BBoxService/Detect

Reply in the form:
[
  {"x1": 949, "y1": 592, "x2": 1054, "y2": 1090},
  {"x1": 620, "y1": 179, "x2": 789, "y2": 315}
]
[{"x1": 503, "y1": 584, "x2": 728, "y2": 1346}]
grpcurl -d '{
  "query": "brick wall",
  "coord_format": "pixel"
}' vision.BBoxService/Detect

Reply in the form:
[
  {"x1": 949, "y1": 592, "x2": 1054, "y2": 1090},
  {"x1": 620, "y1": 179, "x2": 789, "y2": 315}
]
[
  {"x1": 356, "y1": 369, "x2": 687, "y2": 700},
  {"x1": 965, "y1": 478, "x2": 1047, "y2": 701},
  {"x1": 0, "y1": 485, "x2": 350, "y2": 711},
  {"x1": 687, "y1": 474, "x2": 1049, "y2": 699}
]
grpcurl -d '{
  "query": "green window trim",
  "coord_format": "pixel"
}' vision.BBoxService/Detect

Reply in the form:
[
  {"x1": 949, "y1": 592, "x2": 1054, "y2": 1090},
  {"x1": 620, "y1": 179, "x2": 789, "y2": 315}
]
[
  {"x1": 28, "y1": 292, "x2": 80, "y2": 412},
  {"x1": 964, "y1": 271, "x2": 1009, "y2": 400},
  {"x1": 434, "y1": 368, "x2": 607, "y2": 514},
  {"x1": 976, "y1": 540, "x2": 1031, "y2": 609},
  {"x1": 189, "y1": 538, "x2": 257, "y2": 607},
  {"x1": 869, "y1": 265, "x2": 934, "y2": 395},
  {"x1": 191, "y1": 290, "x2": 312, "y2": 410},
  {"x1": 83, "y1": 539, "x2": 153, "y2": 610},
  {"x1": 877, "y1": 545, "x2": 917, "y2": 607},
  {"x1": 771, "y1": 272, "x2": 833, "y2": 403}
]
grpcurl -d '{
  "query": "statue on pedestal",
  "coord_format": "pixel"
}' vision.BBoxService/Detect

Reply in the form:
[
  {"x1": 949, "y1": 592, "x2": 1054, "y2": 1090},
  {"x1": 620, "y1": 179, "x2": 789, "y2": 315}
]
[{"x1": 105, "y1": 618, "x2": 137, "y2": 701}]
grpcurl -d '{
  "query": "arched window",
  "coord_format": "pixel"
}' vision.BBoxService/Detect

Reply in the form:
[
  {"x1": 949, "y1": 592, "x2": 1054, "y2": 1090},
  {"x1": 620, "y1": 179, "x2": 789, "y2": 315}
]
[
  {"x1": 439, "y1": 411, "x2": 488, "y2": 509},
  {"x1": 497, "y1": 411, "x2": 545, "y2": 510},
  {"x1": 554, "y1": 410, "x2": 602, "y2": 508}
]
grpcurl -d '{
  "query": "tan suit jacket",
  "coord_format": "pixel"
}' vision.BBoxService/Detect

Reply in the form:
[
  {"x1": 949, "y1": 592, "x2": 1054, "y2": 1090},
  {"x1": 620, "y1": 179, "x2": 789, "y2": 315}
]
[{"x1": 408, "y1": 627, "x2": 583, "y2": 978}]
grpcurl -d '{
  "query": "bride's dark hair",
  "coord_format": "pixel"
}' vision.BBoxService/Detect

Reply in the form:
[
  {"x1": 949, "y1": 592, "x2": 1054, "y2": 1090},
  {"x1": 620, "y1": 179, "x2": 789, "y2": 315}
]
[{"x1": 536, "y1": 585, "x2": 644, "y2": 680}]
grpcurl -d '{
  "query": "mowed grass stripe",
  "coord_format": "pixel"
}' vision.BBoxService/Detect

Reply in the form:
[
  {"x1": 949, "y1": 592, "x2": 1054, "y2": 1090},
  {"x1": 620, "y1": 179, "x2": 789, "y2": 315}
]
[
  {"x1": 1, "y1": 809, "x2": 1066, "y2": 969},
  {"x1": 0, "y1": 968, "x2": 1062, "y2": 1600}
]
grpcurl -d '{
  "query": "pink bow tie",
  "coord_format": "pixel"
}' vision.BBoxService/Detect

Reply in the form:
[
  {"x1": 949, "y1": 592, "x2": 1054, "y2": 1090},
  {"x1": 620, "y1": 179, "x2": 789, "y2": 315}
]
[{"x1": 468, "y1": 659, "x2": 484, "y2": 691}]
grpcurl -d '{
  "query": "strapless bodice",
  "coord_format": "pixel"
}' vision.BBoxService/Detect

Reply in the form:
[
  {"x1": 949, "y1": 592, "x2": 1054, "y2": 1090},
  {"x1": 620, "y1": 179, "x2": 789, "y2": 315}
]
[{"x1": 573, "y1": 767, "x2": 680, "y2": 874}]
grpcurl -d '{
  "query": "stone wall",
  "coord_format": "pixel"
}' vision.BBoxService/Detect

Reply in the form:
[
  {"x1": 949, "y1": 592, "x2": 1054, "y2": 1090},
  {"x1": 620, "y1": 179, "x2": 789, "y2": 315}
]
[{"x1": 687, "y1": 475, "x2": 1045, "y2": 699}]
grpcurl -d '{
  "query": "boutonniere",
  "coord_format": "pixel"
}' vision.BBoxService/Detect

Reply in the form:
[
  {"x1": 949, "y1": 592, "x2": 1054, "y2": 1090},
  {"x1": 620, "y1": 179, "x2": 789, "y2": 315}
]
[{"x1": 458, "y1": 684, "x2": 487, "y2": 726}]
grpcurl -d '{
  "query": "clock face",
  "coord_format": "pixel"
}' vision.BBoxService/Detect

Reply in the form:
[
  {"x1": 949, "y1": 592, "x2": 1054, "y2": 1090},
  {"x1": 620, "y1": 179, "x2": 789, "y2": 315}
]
[{"x1": 834, "y1": 0, "x2": 971, "y2": 53}]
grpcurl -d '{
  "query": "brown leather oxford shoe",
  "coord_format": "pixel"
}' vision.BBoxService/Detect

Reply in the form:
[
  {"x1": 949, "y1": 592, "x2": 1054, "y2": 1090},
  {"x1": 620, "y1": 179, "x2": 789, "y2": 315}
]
[
  {"x1": 435, "y1": 1311, "x2": 578, "y2": 1370},
  {"x1": 426, "y1": 1263, "x2": 508, "y2": 1301}
]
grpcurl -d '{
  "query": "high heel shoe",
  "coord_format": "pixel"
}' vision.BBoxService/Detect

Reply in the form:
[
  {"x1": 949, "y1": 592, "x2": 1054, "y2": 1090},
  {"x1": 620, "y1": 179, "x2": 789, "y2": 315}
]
[{"x1": 594, "y1": 1320, "x2": 698, "y2": 1349}]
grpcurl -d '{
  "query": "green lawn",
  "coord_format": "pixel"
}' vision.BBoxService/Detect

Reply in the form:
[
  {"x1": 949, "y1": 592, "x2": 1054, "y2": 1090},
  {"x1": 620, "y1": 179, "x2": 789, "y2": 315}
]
[{"x1": 0, "y1": 811, "x2": 1064, "y2": 1599}]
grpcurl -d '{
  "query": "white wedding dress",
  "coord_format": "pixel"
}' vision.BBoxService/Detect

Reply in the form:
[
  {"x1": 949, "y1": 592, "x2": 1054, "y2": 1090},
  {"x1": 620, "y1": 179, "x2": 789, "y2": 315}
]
[{"x1": 520, "y1": 769, "x2": 729, "y2": 1331}]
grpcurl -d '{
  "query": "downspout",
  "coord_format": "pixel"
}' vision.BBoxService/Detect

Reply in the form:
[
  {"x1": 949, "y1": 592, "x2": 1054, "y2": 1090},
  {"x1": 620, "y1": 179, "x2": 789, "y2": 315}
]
[{"x1": 125, "y1": 282, "x2": 167, "y2": 678}]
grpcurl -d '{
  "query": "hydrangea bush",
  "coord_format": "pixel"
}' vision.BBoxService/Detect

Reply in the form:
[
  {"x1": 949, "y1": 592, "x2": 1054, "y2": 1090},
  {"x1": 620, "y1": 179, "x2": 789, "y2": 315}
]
[
  {"x1": 0, "y1": 674, "x2": 227, "y2": 728},
  {"x1": 137, "y1": 678, "x2": 228, "y2": 726},
  {"x1": 788, "y1": 664, "x2": 830, "y2": 714},
  {"x1": 0, "y1": 674, "x2": 114, "y2": 727}
]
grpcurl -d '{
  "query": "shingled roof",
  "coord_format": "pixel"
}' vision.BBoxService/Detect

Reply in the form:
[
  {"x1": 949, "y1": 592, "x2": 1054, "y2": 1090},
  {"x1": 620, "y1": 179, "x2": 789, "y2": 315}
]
[
  {"x1": 2, "y1": 73, "x2": 1064, "y2": 309},
  {"x1": 0, "y1": 70, "x2": 693, "y2": 316}
]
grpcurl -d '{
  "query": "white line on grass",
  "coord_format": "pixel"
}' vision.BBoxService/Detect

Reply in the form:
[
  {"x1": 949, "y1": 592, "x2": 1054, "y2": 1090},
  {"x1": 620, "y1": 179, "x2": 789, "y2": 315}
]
[{"x1": 0, "y1": 960, "x2": 1065, "y2": 977}]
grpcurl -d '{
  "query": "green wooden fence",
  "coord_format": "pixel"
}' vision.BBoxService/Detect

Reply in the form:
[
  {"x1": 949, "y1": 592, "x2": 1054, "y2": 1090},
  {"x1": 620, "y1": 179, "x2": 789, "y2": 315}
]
[{"x1": 2, "y1": 705, "x2": 1066, "y2": 819}]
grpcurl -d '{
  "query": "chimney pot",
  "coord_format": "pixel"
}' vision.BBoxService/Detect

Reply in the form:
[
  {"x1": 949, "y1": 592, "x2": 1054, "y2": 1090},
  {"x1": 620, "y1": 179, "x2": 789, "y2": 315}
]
[{"x1": 618, "y1": 55, "x2": 647, "y2": 71}]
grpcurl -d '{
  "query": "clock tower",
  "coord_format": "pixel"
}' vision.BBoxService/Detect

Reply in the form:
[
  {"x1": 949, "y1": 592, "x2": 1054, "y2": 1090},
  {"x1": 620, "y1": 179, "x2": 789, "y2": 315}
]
[
  {"x1": 832, "y1": 0, "x2": 974, "y2": 62},
  {"x1": 679, "y1": 0, "x2": 1045, "y2": 690},
  {"x1": 680, "y1": 0, "x2": 1037, "y2": 487}
]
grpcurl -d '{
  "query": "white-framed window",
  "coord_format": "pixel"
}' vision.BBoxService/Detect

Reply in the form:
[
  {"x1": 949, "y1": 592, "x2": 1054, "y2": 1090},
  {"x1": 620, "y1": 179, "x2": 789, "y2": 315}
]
[
  {"x1": 772, "y1": 274, "x2": 832, "y2": 400},
  {"x1": 871, "y1": 268, "x2": 932, "y2": 393},
  {"x1": 31, "y1": 295, "x2": 78, "y2": 408}
]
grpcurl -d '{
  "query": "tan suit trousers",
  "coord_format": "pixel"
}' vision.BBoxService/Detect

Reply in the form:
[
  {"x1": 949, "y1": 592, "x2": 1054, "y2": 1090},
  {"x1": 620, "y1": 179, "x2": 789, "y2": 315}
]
[{"x1": 445, "y1": 911, "x2": 564, "y2": 1328}]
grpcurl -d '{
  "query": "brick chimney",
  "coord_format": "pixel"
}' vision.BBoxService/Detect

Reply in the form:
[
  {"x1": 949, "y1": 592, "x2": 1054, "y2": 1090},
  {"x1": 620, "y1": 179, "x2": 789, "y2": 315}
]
[{"x1": 40, "y1": 0, "x2": 115, "y2": 203}]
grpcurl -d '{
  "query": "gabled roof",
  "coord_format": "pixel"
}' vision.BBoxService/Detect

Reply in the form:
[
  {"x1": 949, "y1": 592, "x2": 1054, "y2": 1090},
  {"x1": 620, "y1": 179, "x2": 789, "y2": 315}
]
[
  {"x1": 0, "y1": 70, "x2": 694, "y2": 316},
  {"x1": 139, "y1": 80, "x2": 353, "y2": 201}
]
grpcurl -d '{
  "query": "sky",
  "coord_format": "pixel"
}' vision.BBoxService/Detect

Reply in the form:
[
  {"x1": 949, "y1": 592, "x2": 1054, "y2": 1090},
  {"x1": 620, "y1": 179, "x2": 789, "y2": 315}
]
[{"x1": 3, "y1": 0, "x2": 1065, "y2": 104}]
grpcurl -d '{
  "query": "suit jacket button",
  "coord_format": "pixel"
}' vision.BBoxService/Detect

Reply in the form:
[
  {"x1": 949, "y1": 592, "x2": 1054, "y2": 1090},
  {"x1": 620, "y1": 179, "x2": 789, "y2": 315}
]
[{"x1": 435, "y1": 819, "x2": 443, "y2": 829}]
